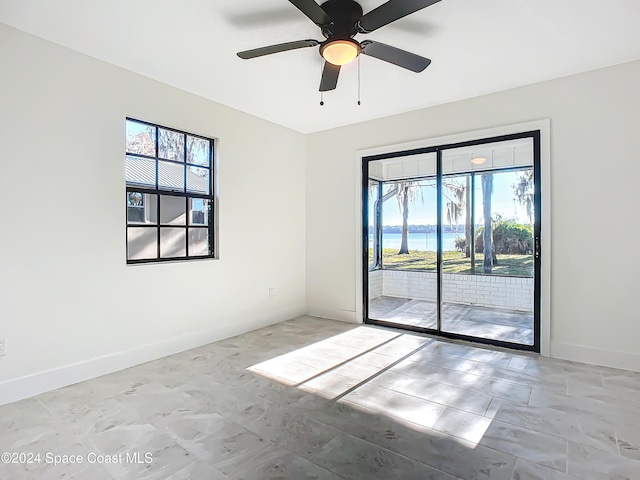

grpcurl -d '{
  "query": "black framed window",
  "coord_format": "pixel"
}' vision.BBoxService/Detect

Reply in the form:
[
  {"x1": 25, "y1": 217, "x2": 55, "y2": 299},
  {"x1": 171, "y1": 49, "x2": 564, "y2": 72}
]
[{"x1": 125, "y1": 118, "x2": 215, "y2": 264}]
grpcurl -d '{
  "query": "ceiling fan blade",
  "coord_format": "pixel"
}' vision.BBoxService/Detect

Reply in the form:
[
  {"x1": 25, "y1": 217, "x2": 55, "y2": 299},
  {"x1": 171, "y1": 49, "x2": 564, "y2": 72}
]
[
  {"x1": 358, "y1": 0, "x2": 441, "y2": 33},
  {"x1": 289, "y1": 0, "x2": 334, "y2": 26},
  {"x1": 237, "y1": 39, "x2": 319, "y2": 59},
  {"x1": 361, "y1": 40, "x2": 431, "y2": 72},
  {"x1": 319, "y1": 62, "x2": 340, "y2": 91}
]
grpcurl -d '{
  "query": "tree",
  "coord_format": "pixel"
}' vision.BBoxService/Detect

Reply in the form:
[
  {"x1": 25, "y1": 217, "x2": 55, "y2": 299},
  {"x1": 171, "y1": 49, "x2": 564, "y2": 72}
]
[
  {"x1": 513, "y1": 169, "x2": 534, "y2": 224},
  {"x1": 396, "y1": 182, "x2": 420, "y2": 255},
  {"x1": 373, "y1": 181, "x2": 421, "y2": 256},
  {"x1": 158, "y1": 130, "x2": 209, "y2": 176},
  {"x1": 481, "y1": 173, "x2": 494, "y2": 273},
  {"x1": 445, "y1": 179, "x2": 465, "y2": 230},
  {"x1": 127, "y1": 124, "x2": 209, "y2": 177},
  {"x1": 126, "y1": 125, "x2": 155, "y2": 155}
]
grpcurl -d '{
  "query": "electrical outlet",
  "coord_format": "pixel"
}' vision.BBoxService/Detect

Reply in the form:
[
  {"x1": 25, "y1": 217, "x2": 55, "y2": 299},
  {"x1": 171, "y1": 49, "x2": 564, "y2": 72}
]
[{"x1": 0, "y1": 338, "x2": 6, "y2": 356}]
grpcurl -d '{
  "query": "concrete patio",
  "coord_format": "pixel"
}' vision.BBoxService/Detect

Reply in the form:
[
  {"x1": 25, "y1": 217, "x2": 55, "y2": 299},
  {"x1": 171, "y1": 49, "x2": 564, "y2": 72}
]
[{"x1": 369, "y1": 296, "x2": 534, "y2": 345}]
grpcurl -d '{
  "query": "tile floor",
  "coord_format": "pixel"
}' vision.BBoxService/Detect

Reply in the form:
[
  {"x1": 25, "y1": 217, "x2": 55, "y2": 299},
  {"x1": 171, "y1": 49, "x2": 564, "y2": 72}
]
[
  {"x1": 369, "y1": 296, "x2": 534, "y2": 345},
  {"x1": 1, "y1": 316, "x2": 639, "y2": 479}
]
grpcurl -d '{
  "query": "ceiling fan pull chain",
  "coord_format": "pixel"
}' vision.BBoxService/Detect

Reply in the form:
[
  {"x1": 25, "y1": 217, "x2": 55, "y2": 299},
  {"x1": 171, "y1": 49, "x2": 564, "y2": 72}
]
[
  {"x1": 357, "y1": 55, "x2": 361, "y2": 106},
  {"x1": 320, "y1": 59, "x2": 325, "y2": 106}
]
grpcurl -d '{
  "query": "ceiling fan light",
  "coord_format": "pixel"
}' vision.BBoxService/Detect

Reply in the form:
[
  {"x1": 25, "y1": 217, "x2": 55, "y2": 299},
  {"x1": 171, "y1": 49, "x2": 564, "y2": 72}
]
[
  {"x1": 471, "y1": 157, "x2": 487, "y2": 165},
  {"x1": 321, "y1": 40, "x2": 360, "y2": 66}
]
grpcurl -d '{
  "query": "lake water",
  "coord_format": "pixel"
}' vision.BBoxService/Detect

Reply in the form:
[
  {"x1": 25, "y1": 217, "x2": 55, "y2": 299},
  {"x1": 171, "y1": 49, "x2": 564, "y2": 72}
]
[{"x1": 371, "y1": 232, "x2": 461, "y2": 251}]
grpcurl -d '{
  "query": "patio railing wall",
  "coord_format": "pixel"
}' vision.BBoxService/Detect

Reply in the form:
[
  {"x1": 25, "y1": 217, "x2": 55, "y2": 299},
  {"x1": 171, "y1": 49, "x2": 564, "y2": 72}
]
[{"x1": 369, "y1": 269, "x2": 533, "y2": 312}]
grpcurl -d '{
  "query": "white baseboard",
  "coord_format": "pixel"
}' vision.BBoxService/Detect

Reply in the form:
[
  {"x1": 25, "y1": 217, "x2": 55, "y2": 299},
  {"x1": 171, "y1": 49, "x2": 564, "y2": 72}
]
[
  {"x1": 5, "y1": 307, "x2": 636, "y2": 407},
  {"x1": 306, "y1": 305, "x2": 361, "y2": 324},
  {"x1": 0, "y1": 305, "x2": 305, "y2": 407},
  {"x1": 551, "y1": 342, "x2": 640, "y2": 373}
]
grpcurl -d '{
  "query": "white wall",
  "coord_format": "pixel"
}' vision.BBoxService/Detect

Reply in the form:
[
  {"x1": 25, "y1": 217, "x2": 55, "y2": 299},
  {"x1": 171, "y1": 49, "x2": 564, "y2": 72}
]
[
  {"x1": 0, "y1": 25, "x2": 307, "y2": 404},
  {"x1": 306, "y1": 60, "x2": 640, "y2": 371}
]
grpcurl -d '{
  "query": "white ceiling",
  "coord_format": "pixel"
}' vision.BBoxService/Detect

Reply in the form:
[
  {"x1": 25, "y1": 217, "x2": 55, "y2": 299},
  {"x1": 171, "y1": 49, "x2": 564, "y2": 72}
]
[{"x1": 1, "y1": 0, "x2": 639, "y2": 133}]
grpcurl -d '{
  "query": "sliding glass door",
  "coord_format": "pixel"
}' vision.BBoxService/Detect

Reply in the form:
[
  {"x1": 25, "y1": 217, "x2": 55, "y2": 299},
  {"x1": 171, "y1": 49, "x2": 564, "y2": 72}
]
[
  {"x1": 364, "y1": 133, "x2": 540, "y2": 351},
  {"x1": 366, "y1": 153, "x2": 438, "y2": 330},
  {"x1": 439, "y1": 138, "x2": 536, "y2": 346}
]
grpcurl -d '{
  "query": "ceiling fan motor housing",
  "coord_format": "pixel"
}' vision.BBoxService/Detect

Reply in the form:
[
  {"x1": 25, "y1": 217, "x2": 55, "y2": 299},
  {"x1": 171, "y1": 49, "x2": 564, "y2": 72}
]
[{"x1": 320, "y1": 0, "x2": 364, "y2": 38}]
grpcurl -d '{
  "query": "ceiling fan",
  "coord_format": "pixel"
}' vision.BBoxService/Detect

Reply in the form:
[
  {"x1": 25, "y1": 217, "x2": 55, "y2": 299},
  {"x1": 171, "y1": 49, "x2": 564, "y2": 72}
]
[{"x1": 237, "y1": 0, "x2": 441, "y2": 92}]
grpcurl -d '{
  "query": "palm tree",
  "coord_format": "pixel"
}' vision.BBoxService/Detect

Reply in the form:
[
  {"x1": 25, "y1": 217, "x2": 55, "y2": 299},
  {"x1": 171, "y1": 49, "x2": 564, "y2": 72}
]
[
  {"x1": 396, "y1": 182, "x2": 420, "y2": 254},
  {"x1": 481, "y1": 173, "x2": 494, "y2": 273}
]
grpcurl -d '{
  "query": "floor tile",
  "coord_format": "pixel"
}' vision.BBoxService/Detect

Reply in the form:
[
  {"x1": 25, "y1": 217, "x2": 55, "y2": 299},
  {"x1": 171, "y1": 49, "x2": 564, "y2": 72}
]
[
  {"x1": 56, "y1": 397, "x2": 141, "y2": 437},
  {"x1": 165, "y1": 460, "x2": 228, "y2": 479},
  {"x1": 112, "y1": 382, "x2": 205, "y2": 425},
  {"x1": 567, "y1": 441, "x2": 640, "y2": 479},
  {"x1": 490, "y1": 399, "x2": 618, "y2": 453},
  {"x1": 352, "y1": 351, "x2": 403, "y2": 369},
  {"x1": 37, "y1": 381, "x2": 117, "y2": 415},
  {"x1": 301, "y1": 371, "x2": 362, "y2": 398},
  {"x1": 602, "y1": 371, "x2": 640, "y2": 391},
  {"x1": 322, "y1": 330, "x2": 400, "y2": 351},
  {"x1": 0, "y1": 397, "x2": 72, "y2": 452},
  {"x1": 404, "y1": 350, "x2": 480, "y2": 373},
  {"x1": 0, "y1": 438, "x2": 93, "y2": 480},
  {"x1": 84, "y1": 423, "x2": 194, "y2": 480},
  {"x1": 470, "y1": 362, "x2": 567, "y2": 394},
  {"x1": 280, "y1": 349, "x2": 351, "y2": 371},
  {"x1": 298, "y1": 397, "x2": 515, "y2": 480},
  {"x1": 229, "y1": 445, "x2": 343, "y2": 480},
  {"x1": 245, "y1": 403, "x2": 340, "y2": 458},
  {"x1": 310, "y1": 432, "x2": 456, "y2": 480},
  {"x1": 249, "y1": 357, "x2": 327, "y2": 385},
  {"x1": 89, "y1": 368, "x2": 155, "y2": 397},
  {"x1": 370, "y1": 370, "x2": 492, "y2": 415},
  {"x1": 423, "y1": 341, "x2": 514, "y2": 367},
  {"x1": 240, "y1": 373, "x2": 310, "y2": 406},
  {"x1": 341, "y1": 383, "x2": 447, "y2": 428},
  {"x1": 432, "y1": 408, "x2": 492, "y2": 444},
  {"x1": 512, "y1": 458, "x2": 579, "y2": 480},
  {"x1": 371, "y1": 334, "x2": 430, "y2": 357},
  {"x1": 616, "y1": 422, "x2": 640, "y2": 461},
  {"x1": 151, "y1": 410, "x2": 270, "y2": 474},
  {"x1": 480, "y1": 418, "x2": 567, "y2": 471},
  {"x1": 389, "y1": 359, "x2": 444, "y2": 381},
  {"x1": 326, "y1": 361, "x2": 381, "y2": 382},
  {"x1": 392, "y1": 360, "x2": 532, "y2": 404}
]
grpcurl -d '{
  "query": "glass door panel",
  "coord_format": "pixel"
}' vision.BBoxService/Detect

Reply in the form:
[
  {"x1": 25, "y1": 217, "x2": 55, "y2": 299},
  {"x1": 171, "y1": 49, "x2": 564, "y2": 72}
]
[
  {"x1": 441, "y1": 173, "x2": 475, "y2": 332},
  {"x1": 440, "y1": 140, "x2": 535, "y2": 346},
  {"x1": 367, "y1": 154, "x2": 438, "y2": 330}
]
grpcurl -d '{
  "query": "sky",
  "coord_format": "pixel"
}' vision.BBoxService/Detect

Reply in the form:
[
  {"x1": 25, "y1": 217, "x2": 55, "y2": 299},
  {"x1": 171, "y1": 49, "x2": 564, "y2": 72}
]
[{"x1": 371, "y1": 170, "x2": 533, "y2": 226}]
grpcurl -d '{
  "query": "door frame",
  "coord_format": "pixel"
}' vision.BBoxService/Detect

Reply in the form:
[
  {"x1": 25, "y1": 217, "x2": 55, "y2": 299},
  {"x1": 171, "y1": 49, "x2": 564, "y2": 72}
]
[{"x1": 357, "y1": 120, "x2": 550, "y2": 355}]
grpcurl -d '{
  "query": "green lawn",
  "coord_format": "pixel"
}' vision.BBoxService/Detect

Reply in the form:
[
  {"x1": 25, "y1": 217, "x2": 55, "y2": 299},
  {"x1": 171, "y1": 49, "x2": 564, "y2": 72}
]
[{"x1": 373, "y1": 248, "x2": 533, "y2": 277}]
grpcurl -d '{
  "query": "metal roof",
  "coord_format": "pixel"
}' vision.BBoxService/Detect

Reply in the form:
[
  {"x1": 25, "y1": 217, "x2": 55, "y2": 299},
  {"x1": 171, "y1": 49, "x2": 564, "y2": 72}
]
[{"x1": 125, "y1": 156, "x2": 209, "y2": 194}]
